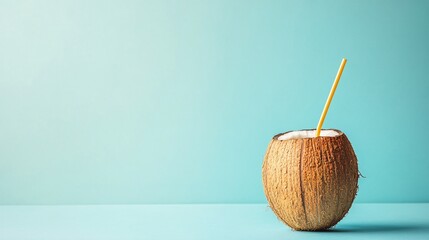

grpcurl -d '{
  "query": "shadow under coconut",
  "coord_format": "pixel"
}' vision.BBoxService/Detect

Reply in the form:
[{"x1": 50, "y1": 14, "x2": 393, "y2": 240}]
[{"x1": 325, "y1": 223, "x2": 429, "y2": 234}]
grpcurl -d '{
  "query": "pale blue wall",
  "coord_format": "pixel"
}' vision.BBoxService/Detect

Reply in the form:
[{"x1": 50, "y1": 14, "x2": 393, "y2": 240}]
[{"x1": 1, "y1": 0, "x2": 428, "y2": 204}]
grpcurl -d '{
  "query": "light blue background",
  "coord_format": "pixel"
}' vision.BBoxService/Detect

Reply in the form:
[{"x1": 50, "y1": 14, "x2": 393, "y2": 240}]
[{"x1": 0, "y1": 0, "x2": 428, "y2": 204}]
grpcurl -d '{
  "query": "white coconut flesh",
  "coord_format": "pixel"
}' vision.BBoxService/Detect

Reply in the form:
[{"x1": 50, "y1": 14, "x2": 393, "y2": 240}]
[{"x1": 277, "y1": 130, "x2": 340, "y2": 140}]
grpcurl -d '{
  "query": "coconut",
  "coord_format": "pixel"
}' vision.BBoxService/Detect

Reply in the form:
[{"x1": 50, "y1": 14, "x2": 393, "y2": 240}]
[{"x1": 262, "y1": 129, "x2": 358, "y2": 231}]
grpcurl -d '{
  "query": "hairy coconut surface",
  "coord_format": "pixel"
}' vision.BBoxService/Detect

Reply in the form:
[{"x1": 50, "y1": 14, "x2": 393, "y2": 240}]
[{"x1": 262, "y1": 129, "x2": 358, "y2": 231}]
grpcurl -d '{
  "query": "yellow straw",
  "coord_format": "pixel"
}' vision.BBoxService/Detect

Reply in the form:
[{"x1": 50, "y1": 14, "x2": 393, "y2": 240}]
[{"x1": 315, "y1": 58, "x2": 347, "y2": 137}]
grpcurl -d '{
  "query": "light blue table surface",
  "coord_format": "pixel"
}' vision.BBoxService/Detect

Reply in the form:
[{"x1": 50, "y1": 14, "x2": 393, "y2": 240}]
[{"x1": 1, "y1": 204, "x2": 428, "y2": 240}]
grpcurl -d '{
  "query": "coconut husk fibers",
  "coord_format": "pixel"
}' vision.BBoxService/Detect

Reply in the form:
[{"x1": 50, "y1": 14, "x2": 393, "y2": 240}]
[{"x1": 262, "y1": 129, "x2": 358, "y2": 231}]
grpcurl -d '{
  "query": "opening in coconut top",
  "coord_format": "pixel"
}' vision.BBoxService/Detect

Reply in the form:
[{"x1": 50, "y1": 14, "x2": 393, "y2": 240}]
[{"x1": 276, "y1": 129, "x2": 341, "y2": 140}]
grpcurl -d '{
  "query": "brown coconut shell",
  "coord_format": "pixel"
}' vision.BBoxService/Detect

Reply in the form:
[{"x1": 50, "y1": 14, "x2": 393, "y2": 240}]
[{"x1": 262, "y1": 129, "x2": 358, "y2": 231}]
